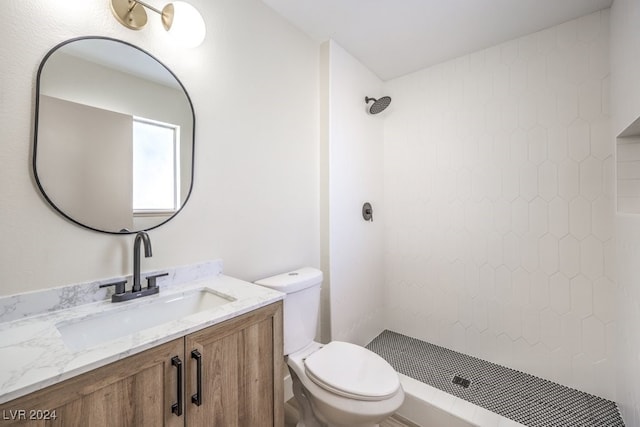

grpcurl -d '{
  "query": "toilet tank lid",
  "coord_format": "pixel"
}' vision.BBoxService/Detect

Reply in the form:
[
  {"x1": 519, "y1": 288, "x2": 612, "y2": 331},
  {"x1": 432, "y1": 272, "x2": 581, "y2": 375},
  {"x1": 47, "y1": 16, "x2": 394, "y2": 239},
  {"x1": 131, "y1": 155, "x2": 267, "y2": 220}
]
[{"x1": 254, "y1": 267, "x2": 323, "y2": 293}]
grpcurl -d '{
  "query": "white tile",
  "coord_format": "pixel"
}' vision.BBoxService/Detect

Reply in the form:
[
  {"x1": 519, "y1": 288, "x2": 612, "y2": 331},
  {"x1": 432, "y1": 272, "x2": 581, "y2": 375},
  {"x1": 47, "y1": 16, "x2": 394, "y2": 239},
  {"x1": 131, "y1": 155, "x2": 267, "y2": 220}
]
[
  {"x1": 567, "y1": 119, "x2": 591, "y2": 162},
  {"x1": 559, "y1": 235, "x2": 580, "y2": 278},
  {"x1": 502, "y1": 232, "x2": 522, "y2": 271},
  {"x1": 519, "y1": 161, "x2": 539, "y2": 201},
  {"x1": 493, "y1": 200, "x2": 512, "y2": 235},
  {"x1": 530, "y1": 270, "x2": 550, "y2": 310},
  {"x1": 589, "y1": 38, "x2": 609, "y2": 82},
  {"x1": 532, "y1": 341, "x2": 554, "y2": 380},
  {"x1": 511, "y1": 269, "x2": 531, "y2": 306},
  {"x1": 528, "y1": 126, "x2": 548, "y2": 164},
  {"x1": 590, "y1": 119, "x2": 611, "y2": 160},
  {"x1": 479, "y1": 264, "x2": 495, "y2": 297},
  {"x1": 528, "y1": 198, "x2": 549, "y2": 237},
  {"x1": 512, "y1": 338, "x2": 533, "y2": 372},
  {"x1": 601, "y1": 157, "x2": 614, "y2": 200},
  {"x1": 536, "y1": 88, "x2": 558, "y2": 128},
  {"x1": 518, "y1": 34, "x2": 539, "y2": 60},
  {"x1": 495, "y1": 266, "x2": 512, "y2": 302},
  {"x1": 580, "y1": 236, "x2": 603, "y2": 280},
  {"x1": 558, "y1": 159, "x2": 580, "y2": 200},
  {"x1": 578, "y1": 80, "x2": 602, "y2": 122},
  {"x1": 487, "y1": 233, "x2": 504, "y2": 268},
  {"x1": 503, "y1": 303, "x2": 522, "y2": 340},
  {"x1": 566, "y1": 43, "x2": 590, "y2": 84},
  {"x1": 511, "y1": 198, "x2": 529, "y2": 236},
  {"x1": 501, "y1": 39, "x2": 519, "y2": 64},
  {"x1": 617, "y1": 160, "x2": 640, "y2": 180},
  {"x1": 556, "y1": 19, "x2": 578, "y2": 50},
  {"x1": 617, "y1": 139, "x2": 640, "y2": 161},
  {"x1": 540, "y1": 308, "x2": 563, "y2": 350},
  {"x1": 591, "y1": 196, "x2": 613, "y2": 240},
  {"x1": 556, "y1": 85, "x2": 579, "y2": 125},
  {"x1": 458, "y1": 295, "x2": 474, "y2": 328},
  {"x1": 538, "y1": 161, "x2": 558, "y2": 201},
  {"x1": 549, "y1": 272, "x2": 572, "y2": 315},
  {"x1": 571, "y1": 353, "x2": 596, "y2": 396},
  {"x1": 562, "y1": 312, "x2": 583, "y2": 355},
  {"x1": 617, "y1": 179, "x2": 640, "y2": 198},
  {"x1": 520, "y1": 233, "x2": 540, "y2": 272},
  {"x1": 601, "y1": 76, "x2": 610, "y2": 116},
  {"x1": 536, "y1": 27, "x2": 556, "y2": 54},
  {"x1": 592, "y1": 358, "x2": 617, "y2": 400},
  {"x1": 580, "y1": 157, "x2": 603, "y2": 201},
  {"x1": 548, "y1": 126, "x2": 568, "y2": 163},
  {"x1": 548, "y1": 197, "x2": 569, "y2": 238},
  {"x1": 472, "y1": 297, "x2": 489, "y2": 332},
  {"x1": 494, "y1": 333, "x2": 515, "y2": 367},
  {"x1": 537, "y1": 237, "x2": 558, "y2": 279},
  {"x1": 593, "y1": 277, "x2": 616, "y2": 323},
  {"x1": 510, "y1": 60, "x2": 528, "y2": 98},
  {"x1": 603, "y1": 239, "x2": 616, "y2": 284},
  {"x1": 509, "y1": 128, "x2": 528, "y2": 164},
  {"x1": 570, "y1": 275, "x2": 593, "y2": 318},
  {"x1": 522, "y1": 305, "x2": 541, "y2": 345},
  {"x1": 547, "y1": 48, "x2": 570, "y2": 88},
  {"x1": 582, "y1": 316, "x2": 606, "y2": 362},
  {"x1": 569, "y1": 196, "x2": 591, "y2": 239},
  {"x1": 617, "y1": 196, "x2": 640, "y2": 214},
  {"x1": 550, "y1": 346, "x2": 574, "y2": 386},
  {"x1": 487, "y1": 299, "x2": 504, "y2": 335}
]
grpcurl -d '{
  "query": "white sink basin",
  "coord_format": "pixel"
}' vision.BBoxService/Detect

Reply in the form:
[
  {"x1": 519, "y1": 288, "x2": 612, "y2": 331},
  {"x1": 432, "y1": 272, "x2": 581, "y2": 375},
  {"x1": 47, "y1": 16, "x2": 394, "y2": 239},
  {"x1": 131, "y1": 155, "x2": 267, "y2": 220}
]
[{"x1": 56, "y1": 289, "x2": 234, "y2": 351}]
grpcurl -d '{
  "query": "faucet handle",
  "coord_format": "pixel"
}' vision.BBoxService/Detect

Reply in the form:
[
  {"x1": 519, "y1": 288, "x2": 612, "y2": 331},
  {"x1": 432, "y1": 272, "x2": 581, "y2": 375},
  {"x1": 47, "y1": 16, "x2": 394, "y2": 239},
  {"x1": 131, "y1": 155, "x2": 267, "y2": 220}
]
[
  {"x1": 145, "y1": 272, "x2": 169, "y2": 289},
  {"x1": 99, "y1": 280, "x2": 127, "y2": 295}
]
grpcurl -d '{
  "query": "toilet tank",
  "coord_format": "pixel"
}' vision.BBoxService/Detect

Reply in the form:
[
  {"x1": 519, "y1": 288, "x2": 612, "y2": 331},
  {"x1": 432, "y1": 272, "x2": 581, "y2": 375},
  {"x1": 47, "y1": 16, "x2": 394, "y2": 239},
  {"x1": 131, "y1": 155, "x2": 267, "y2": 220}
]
[{"x1": 255, "y1": 267, "x2": 322, "y2": 355}]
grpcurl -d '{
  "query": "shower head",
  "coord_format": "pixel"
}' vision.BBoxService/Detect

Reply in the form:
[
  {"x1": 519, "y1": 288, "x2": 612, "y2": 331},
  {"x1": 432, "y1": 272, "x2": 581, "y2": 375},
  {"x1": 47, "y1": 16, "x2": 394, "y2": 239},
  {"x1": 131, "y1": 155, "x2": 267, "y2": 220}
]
[{"x1": 365, "y1": 96, "x2": 392, "y2": 114}]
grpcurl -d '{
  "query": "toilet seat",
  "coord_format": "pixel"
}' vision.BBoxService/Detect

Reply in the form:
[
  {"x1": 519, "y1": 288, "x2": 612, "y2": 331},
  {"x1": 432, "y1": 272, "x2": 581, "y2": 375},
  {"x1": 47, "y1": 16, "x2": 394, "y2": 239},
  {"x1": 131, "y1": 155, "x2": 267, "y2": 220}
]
[{"x1": 304, "y1": 341, "x2": 400, "y2": 401}]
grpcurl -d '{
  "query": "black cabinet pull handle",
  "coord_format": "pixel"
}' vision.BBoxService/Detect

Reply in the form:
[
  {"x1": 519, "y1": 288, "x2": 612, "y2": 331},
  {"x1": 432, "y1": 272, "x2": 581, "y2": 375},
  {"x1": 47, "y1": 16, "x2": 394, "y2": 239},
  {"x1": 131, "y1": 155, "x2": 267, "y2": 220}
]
[
  {"x1": 171, "y1": 356, "x2": 183, "y2": 416},
  {"x1": 191, "y1": 349, "x2": 202, "y2": 406}
]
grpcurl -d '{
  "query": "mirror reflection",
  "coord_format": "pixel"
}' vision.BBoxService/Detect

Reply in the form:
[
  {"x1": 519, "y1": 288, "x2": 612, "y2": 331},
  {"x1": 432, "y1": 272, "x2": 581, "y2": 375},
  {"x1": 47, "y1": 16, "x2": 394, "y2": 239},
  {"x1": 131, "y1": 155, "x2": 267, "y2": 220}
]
[{"x1": 34, "y1": 37, "x2": 195, "y2": 234}]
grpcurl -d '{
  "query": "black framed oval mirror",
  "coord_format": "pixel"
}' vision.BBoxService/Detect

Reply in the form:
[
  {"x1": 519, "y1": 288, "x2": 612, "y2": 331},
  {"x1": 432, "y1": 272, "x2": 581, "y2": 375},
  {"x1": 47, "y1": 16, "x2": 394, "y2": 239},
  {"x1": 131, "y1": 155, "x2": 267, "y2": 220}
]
[{"x1": 33, "y1": 36, "x2": 195, "y2": 234}]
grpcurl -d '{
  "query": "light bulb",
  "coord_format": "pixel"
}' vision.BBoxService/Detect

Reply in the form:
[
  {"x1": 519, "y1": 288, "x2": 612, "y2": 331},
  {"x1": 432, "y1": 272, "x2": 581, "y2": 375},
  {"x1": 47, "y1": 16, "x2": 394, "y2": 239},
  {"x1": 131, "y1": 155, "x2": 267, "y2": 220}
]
[{"x1": 162, "y1": 2, "x2": 206, "y2": 48}]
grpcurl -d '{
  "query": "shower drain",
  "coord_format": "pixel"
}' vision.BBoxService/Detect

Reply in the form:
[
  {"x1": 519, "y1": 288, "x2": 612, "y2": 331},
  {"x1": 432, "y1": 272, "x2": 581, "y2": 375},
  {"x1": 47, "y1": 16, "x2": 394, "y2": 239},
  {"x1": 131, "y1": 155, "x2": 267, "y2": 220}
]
[{"x1": 452, "y1": 374, "x2": 472, "y2": 388}]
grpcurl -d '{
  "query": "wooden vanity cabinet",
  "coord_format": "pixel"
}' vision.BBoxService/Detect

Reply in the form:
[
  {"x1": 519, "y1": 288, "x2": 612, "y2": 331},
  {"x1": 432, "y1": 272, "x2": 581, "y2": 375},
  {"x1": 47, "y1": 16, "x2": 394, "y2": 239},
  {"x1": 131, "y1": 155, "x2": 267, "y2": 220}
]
[
  {"x1": 0, "y1": 302, "x2": 283, "y2": 427},
  {"x1": 185, "y1": 301, "x2": 284, "y2": 427},
  {"x1": 0, "y1": 338, "x2": 184, "y2": 427}
]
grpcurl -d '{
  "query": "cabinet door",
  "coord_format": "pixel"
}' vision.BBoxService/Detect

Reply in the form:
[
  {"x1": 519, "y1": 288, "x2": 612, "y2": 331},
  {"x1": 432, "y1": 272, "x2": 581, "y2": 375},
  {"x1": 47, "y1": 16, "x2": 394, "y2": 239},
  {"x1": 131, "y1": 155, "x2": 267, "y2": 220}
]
[
  {"x1": 0, "y1": 339, "x2": 184, "y2": 427},
  {"x1": 185, "y1": 302, "x2": 283, "y2": 427}
]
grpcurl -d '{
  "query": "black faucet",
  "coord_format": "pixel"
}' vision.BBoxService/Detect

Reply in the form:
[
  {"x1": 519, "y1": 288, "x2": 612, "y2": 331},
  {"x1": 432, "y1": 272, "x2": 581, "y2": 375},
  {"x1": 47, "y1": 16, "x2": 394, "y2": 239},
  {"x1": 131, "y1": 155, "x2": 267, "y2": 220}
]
[
  {"x1": 132, "y1": 231, "x2": 152, "y2": 292},
  {"x1": 100, "y1": 231, "x2": 167, "y2": 302}
]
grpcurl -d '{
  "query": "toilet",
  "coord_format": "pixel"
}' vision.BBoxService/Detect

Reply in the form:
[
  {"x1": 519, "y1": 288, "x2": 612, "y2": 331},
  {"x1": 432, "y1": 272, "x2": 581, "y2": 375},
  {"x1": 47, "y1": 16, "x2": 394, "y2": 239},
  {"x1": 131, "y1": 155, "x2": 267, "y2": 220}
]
[{"x1": 255, "y1": 268, "x2": 404, "y2": 427}]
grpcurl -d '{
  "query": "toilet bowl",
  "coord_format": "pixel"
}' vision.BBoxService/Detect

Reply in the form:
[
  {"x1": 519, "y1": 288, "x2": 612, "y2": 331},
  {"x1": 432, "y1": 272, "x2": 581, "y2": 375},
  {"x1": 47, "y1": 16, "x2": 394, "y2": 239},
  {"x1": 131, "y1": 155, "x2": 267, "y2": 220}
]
[{"x1": 255, "y1": 268, "x2": 404, "y2": 427}]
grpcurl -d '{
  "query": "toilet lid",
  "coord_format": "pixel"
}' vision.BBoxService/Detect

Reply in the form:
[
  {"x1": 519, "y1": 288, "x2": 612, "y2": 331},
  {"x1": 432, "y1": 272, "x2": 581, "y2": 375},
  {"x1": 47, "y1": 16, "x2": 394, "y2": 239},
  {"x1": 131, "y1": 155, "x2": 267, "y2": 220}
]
[{"x1": 304, "y1": 341, "x2": 400, "y2": 401}]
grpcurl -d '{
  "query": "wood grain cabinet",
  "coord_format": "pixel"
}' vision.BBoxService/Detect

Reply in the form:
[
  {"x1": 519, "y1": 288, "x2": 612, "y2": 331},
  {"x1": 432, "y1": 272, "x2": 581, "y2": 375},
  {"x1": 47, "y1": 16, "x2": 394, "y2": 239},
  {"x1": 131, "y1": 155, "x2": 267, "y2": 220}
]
[{"x1": 0, "y1": 302, "x2": 283, "y2": 427}]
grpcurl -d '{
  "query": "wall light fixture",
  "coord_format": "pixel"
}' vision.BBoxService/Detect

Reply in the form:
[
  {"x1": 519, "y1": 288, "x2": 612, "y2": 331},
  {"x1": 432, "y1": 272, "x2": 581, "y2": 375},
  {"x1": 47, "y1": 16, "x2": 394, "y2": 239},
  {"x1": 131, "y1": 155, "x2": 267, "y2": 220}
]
[{"x1": 110, "y1": 0, "x2": 206, "y2": 48}]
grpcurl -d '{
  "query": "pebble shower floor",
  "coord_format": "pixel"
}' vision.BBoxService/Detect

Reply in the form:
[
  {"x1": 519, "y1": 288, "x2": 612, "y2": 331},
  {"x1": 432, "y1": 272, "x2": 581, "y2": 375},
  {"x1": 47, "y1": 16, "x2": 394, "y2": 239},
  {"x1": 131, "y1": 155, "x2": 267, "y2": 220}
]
[{"x1": 366, "y1": 330, "x2": 625, "y2": 427}]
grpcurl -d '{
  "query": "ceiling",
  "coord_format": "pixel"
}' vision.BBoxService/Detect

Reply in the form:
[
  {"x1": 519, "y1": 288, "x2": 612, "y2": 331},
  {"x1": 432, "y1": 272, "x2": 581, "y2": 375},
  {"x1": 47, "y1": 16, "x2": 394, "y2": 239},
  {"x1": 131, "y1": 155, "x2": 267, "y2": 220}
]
[{"x1": 261, "y1": 0, "x2": 613, "y2": 81}]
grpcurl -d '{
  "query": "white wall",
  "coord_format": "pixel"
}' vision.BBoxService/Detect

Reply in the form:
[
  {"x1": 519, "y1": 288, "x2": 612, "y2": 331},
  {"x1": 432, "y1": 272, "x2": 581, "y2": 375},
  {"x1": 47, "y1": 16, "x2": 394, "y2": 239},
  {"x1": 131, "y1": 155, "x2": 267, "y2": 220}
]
[
  {"x1": 322, "y1": 40, "x2": 386, "y2": 346},
  {"x1": 383, "y1": 11, "x2": 615, "y2": 400},
  {"x1": 610, "y1": 0, "x2": 640, "y2": 424},
  {"x1": 0, "y1": 0, "x2": 319, "y2": 295}
]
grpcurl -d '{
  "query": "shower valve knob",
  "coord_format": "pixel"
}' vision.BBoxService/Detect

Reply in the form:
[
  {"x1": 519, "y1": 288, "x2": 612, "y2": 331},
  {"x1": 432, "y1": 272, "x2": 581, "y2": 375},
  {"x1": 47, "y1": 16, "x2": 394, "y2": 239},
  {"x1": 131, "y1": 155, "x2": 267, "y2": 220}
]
[{"x1": 362, "y1": 202, "x2": 373, "y2": 222}]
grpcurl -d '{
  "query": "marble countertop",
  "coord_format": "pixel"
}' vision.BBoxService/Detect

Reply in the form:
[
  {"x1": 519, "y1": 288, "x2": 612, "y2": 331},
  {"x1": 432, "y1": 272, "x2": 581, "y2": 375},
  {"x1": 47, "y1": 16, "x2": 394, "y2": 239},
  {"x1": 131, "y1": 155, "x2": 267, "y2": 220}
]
[{"x1": 0, "y1": 260, "x2": 284, "y2": 405}]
